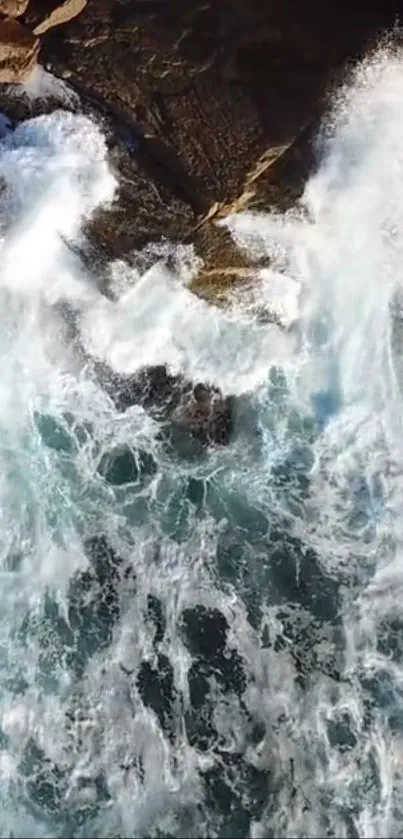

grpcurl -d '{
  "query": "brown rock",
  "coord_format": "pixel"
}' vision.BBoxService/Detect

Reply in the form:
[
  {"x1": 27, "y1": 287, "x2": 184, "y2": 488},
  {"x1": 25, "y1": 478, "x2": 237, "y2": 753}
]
[
  {"x1": 33, "y1": 0, "x2": 87, "y2": 36},
  {"x1": 0, "y1": 17, "x2": 39, "y2": 83},
  {"x1": 0, "y1": 0, "x2": 30, "y2": 17},
  {"x1": 190, "y1": 267, "x2": 259, "y2": 306}
]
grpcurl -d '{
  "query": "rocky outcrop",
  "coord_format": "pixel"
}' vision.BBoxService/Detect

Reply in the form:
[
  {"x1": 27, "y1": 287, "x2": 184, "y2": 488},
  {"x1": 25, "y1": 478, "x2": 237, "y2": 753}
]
[
  {"x1": 30, "y1": 0, "x2": 88, "y2": 36},
  {"x1": 26, "y1": 0, "x2": 400, "y2": 302},
  {"x1": 0, "y1": 0, "x2": 29, "y2": 16},
  {"x1": 0, "y1": 0, "x2": 401, "y2": 298},
  {"x1": 0, "y1": 16, "x2": 38, "y2": 82}
]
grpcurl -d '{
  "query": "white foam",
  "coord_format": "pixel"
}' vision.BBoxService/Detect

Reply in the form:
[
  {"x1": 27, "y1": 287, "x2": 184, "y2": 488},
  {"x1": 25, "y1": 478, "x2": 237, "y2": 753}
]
[
  {"x1": 6, "y1": 64, "x2": 79, "y2": 108},
  {"x1": 224, "y1": 42, "x2": 403, "y2": 839},
  {"x1": 80, "y1": 254, "x2": 297, "y2": 395},
  {"x1": 0, "y1": 110, "x2": 116, "y2": 301},
  {"x1": 1, "y1": 38, "x2": 403, "y2": 839}
]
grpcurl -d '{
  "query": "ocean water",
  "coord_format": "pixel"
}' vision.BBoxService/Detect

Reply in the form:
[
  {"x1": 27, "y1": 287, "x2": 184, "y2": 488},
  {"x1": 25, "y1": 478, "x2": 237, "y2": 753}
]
[{"x1": 0, "y1": 41, "x2": 402, "y2": 839}]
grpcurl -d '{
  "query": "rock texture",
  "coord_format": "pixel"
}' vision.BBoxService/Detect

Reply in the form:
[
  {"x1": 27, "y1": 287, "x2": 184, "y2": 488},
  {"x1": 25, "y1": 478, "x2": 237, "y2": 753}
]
[
  {"x1": 0, "y1": 16, "x2": 38, "y2": 82},
  {"x1": 0, "y1": 0, "x2": 402, "y2": 298},
  {"x1": 31, "y1": 0, "x2": 88, "y2": 36},
  {"x1": 0, "y1": 0, "x2": 29, "y2": 16},
  {"x1": 27, "y1": 0, "x2": 402, "y2": 301}
]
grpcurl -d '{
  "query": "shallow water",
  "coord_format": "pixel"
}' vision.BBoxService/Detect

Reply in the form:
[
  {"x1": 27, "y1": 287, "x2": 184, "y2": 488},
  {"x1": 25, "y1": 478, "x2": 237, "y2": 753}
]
[{"x1": 0, "y1": 42, "x2": 402, "y2": 839}]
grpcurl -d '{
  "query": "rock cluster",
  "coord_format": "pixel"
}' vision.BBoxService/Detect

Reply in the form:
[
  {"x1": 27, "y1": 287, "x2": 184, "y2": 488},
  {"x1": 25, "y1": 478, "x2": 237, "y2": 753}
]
[{"x1": 36, "y1": 0, "x2": 403, "y2": 303}]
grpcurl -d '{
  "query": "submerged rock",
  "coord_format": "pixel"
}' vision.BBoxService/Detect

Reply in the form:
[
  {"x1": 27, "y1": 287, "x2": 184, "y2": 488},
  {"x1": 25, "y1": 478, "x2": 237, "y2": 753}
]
[
  {"x1": 173, "y1": 382, "x2": 234, "y2": 447},
  {"x1": 181, "y1": 605, "x2": 248, "y2": 753},
  {"x1": 137, "y1": 653, "x2": 175, "y2": 734},
  {"x1": 94, "y1": 361, "x2": 236, "y2": 447},
  {"x1": 97, "y1": 444, "x2": 156, "y2": 486},
  {"x1": 66, "y1": 536, "x2": 127, "y2": 676},
  {"x1": 0, "y1": 16, "x2": 39, "y2": 82},
  {"x1": 55, "y1": 308, "x2": 235, "y2": 449},
  {"x1": 103, "y1": 364, "x2": 183, "y2": 415}
]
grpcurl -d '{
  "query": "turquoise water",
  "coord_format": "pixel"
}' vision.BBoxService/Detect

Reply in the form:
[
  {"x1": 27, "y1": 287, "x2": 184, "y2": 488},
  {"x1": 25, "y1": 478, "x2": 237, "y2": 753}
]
[{"x1": 0, "y1": 44, "x2": 403, "y2": 838}]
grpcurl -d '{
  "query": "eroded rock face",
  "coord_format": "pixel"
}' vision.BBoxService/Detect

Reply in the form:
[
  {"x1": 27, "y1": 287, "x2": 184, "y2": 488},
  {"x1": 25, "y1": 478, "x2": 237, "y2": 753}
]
[
  {"x1": 0, "y1": 0, "x2": 30, "y2": 17},
  {"x1": 94, "y1": 361, "x2": 235, "y2": 447},
  {"x1": 0, "y1": 17, "x2": 38, "y2": 82}
]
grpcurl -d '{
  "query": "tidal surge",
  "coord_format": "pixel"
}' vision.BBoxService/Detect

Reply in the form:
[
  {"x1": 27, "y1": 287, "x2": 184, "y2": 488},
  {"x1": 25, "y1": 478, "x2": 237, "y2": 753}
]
[{"x1": 0, "y1": 42, "x2": 402, "y2": 839}]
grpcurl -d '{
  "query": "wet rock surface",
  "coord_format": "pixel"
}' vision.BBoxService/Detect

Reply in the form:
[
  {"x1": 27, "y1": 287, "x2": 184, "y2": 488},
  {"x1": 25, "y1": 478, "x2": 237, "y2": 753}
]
[
  {"x1": 37, "y1": 0, "x2": 403, "y2": 289},
  {"x1": 0, "y1": 0, "x2": 398, "y2": 299},
  {"x1": 94, "y1": 361, "x2": 236, "y2": 447}
]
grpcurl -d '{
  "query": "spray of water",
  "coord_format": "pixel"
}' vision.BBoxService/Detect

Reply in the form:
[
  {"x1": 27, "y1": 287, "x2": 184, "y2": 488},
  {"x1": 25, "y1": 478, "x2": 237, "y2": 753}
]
[{"x1": 0, "y1": 40, "x2": 402, "y2": 839}]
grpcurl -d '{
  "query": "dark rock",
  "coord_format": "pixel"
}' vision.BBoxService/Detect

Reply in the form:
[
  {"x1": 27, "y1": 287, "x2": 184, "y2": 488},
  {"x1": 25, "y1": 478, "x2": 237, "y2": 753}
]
[
  {"x1": 53, "y1": 310, "x2": 235, "y2": 449},
  {"x1": 0, "y1": 0, "x2": 397, "y2": 303},
  {"x1": 173, "y1": 383, "x2": 234, "y2": 446},
  {"x1": 181, "y1": 605, "x2": 228, "y2": 660},
  {"x1": 202, "y1": 752, "x2": 270, "y2": 837},
  {"x1": 20, "y1": 738, "x2": 66, "y2": 816},
  {"x1": 67, "y1": 569, "x2": 119, "y2": 674},
  {"x1": 26, "y1": 0, "x2": 403, "y2": 308},
  {"x1": 146, "y1": 594, "x2": 166, "y2": 646},
  {"x1": 94, "y1": 361, "x2": 235, "y2": 447},
  {"x1": 100, "y1": 363, "x2": 183, "y2": 415},
  {"x1": 377, "y1": 616, "x2": 403, "y2": 664},
  {"x1": 326, "y1": 713, "x2": 357, "y2": 752},
  {"x1": 273, "y1": 606, "x2": 345, "y2": 688},
  {"x1": 186, "y1": 475, "x2": 206, "y2": 507},
  {"x1": 19, "y1": 737, "x2": 109, "y2": 826},
  {"x1": 66, "y1": 536, "x2": 126, "y2": 676},
  {"x1": 34, "y1": 412, "x2": 76, "y2": 453},
  {"x1": 83, "y1": 534, "x2": 123, "y2": 587},
  {"x1": 268, "y1": 529, "x2": 341, "y2": 623}
]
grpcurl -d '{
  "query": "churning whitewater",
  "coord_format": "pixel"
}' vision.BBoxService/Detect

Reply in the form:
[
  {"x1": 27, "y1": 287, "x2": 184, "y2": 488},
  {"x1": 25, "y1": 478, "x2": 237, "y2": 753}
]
[{"x1": 0, "y1": 41, "x2": 402, "y2": 839}]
